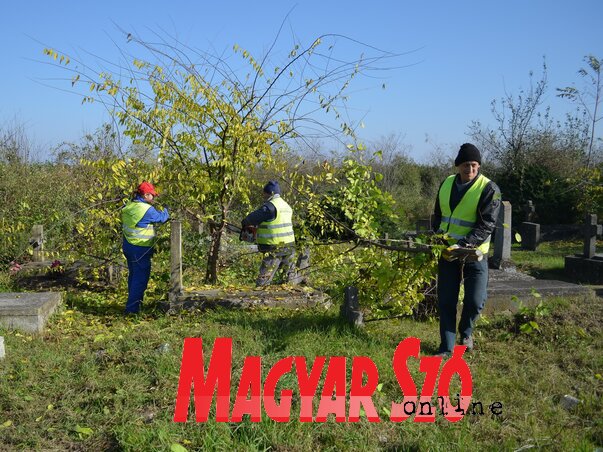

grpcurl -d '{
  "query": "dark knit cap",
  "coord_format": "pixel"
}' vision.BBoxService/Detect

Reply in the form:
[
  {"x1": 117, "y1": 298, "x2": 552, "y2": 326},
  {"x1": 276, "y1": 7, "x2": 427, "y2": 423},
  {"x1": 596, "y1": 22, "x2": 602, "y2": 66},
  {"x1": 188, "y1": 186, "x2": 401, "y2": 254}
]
[
  {"x1": 454, "y1": 143, "x2": 481, "y2": 166},
  {"x1": 263, "y1": 180, "x2": 281, "y2": 195}
]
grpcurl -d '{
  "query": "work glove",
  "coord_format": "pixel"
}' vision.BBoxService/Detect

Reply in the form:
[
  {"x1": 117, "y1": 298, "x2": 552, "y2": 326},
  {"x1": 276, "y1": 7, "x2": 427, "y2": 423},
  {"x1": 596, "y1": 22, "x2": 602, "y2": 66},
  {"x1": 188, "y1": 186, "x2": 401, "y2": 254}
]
[
  {"x1": 442, "y1": 244, "x2": 461, "y2": 262},
  {"x1": 442, "y1": 244, "x2": 484, "y2": 262}
]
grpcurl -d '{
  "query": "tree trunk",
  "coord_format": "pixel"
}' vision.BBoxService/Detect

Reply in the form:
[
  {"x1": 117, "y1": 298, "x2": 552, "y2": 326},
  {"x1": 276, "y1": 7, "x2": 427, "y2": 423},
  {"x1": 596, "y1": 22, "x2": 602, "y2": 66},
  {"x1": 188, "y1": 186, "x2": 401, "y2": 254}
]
[{"x1": 205, "y1": 225, "x2": 224, "y2": 284}]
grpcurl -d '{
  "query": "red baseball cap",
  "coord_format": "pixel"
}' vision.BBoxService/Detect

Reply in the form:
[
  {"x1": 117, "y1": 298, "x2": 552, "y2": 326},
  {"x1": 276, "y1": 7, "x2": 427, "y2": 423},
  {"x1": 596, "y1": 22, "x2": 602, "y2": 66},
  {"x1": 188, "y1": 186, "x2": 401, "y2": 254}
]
[{"x1": 137, "y1": 181, "x2": 158, "y2": 196}]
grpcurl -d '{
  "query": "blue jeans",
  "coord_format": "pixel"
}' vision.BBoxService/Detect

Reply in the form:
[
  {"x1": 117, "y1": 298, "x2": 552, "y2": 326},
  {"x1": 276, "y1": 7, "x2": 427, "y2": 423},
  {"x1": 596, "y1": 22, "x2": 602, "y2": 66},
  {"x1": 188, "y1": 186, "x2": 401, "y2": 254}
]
[
  {"x1": 437, "y1": 257, "x2": 489, "y2": 353},
  {"x1": 122, "y1": 239, "x2": 154, "y2": 313}
]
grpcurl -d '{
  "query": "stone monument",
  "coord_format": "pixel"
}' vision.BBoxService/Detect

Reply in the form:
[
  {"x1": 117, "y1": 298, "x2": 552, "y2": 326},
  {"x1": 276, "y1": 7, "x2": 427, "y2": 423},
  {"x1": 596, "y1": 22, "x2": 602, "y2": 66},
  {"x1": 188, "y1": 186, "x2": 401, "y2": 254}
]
[
  {"x1": 490, "y1": 201, "x2": 513, "y2": 269},
  {"x1": 520, "y1": 222, "x2": 540, "y2": 251},
  {"x1": 564, "y1": 214, "x2": 603, "y2": 284}
]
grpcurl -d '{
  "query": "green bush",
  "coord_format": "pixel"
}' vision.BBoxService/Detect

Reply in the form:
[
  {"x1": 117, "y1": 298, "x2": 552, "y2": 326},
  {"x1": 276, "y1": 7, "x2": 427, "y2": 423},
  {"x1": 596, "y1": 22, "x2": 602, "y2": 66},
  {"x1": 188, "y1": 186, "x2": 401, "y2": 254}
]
[
  {"x1": 494, "y1": 164, "x2": 583, "y2": 224},
  {"x1": 0, "y1": 161, "x2": 88, "y2": 266}
]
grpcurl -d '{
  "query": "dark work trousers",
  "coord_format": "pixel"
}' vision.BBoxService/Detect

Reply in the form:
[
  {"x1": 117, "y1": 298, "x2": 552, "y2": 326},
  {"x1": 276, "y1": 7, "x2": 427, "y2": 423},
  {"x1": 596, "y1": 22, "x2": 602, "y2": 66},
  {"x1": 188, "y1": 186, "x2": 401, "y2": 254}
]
[
  {"x1": 437, "y1": 257, "x2": 489, "y2": 353},
  {"x1": 122, "y1": 239, "x2": 154, "y2": 313},
  {"x1": 256, "y1": 245, "x2": 297, "y2": 287}
]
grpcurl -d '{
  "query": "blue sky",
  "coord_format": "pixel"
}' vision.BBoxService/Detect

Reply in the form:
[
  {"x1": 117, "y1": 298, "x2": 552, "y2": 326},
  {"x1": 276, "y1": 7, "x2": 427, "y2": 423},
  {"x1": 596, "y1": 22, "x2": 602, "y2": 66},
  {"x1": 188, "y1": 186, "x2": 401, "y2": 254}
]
[{"x1": 3, "y1": 0, "x2": 602, "y2": 162}]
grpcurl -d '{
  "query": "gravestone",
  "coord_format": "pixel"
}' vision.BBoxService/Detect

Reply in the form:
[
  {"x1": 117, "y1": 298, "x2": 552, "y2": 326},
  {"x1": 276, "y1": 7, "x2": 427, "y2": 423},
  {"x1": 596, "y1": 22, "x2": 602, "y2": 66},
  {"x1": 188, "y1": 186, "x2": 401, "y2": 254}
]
[
  {"x1": 191, "y1": 218, "x2": 204, "y2": 235},
  {"x1": 521, "y1": 222, "x2": 540, "y2": 251},
  {"x1": 19, "y1": 225, "x2": 53, "y2": 272},
  {"x1": 416, "y1": 218, "x2": 431, "y2": 234},
  {"x1": 415, "y1": 214, "x2": 436, "y2": 235},
  {"x1": 524, "y1": 200, "x2": 536, "y2": 222},
  {"x1": 490, "y1": 201, "x2": 513, "y2": 269},
  {"x1": 582, "y1": 214, "x2": 601, "y2": 259},
  {"x1": 169, "y1": 219, "x2": 183, "y2": 304},
  {"x1": 340, "y1": 286, "x2": 363, "y2": 327},
  {"x1": 0, "y1": 292, "x2": 62, "y2": 333},
  {"x1": 564, "y1": 214, "x2": 603, "y2": 284},
  {"x1": 0, "y1": 336, "x2": 4, "y2": 359},
  {"x1": 30, "y1": 225, "x2": 45, "y2": 262}
]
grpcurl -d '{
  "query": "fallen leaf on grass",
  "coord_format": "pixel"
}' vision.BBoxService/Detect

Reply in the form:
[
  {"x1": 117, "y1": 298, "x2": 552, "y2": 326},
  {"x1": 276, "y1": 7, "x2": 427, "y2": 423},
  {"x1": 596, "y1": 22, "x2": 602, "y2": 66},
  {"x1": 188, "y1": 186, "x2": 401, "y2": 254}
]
[
  {"x1": 0, "y1": 420, "x2": 12, "y2": 429},
  {"x1": 74, "y1": 424, "x2": 93, "y2": 438}
]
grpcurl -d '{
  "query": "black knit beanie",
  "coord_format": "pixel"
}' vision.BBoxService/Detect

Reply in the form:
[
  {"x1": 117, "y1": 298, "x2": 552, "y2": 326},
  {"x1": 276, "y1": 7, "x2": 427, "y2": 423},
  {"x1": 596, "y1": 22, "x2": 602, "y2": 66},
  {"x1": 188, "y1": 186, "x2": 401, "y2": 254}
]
[
  {"x1": 263, "y1": 180, "x2": 281, "y2": 195},
  {"x1": 454, "y1": 143, "x2": 481, "y2": 166}
]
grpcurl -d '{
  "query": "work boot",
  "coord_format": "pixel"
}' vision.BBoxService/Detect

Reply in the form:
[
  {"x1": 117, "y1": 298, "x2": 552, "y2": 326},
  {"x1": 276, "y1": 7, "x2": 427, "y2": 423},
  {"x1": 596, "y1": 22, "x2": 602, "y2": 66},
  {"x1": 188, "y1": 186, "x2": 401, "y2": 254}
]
[
  {"x1": 460, "y1": 336, "x2": 474, "y2": 351},
  {"x1": 433, "y1": 348, "x2": 451, "y2": 358}
]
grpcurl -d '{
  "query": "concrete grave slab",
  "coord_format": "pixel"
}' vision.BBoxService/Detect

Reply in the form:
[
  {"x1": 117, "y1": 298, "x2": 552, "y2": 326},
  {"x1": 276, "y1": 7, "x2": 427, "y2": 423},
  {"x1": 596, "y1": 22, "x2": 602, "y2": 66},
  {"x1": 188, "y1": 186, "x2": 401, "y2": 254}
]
[
  {"x1": 169, "y1": 287, "x2": 329, "y2": 311},
  {"x1": 485, "y1": 269, "x2": 590, "y2": 314},
  {"x1": 565, "y1": 254, "x2": 603, "y2": 285},
  {"x1": 0, "y1": 292, "x2": 63, "y2": 334},
  {"x1": 564, "y1": 214, "x2": 603, "y2": 284}
]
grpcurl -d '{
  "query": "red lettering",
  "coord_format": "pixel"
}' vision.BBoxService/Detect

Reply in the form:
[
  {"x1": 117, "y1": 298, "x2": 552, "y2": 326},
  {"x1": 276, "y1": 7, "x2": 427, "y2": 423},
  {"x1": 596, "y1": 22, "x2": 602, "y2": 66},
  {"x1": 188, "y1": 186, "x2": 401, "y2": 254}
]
[
  {"x1": 390, "y1": 337, "x2": 419, "y2": 422},
  {"x1": 315, "y1": 356, "x2": 347, "y2": 422},
  {"x1": 263, "y1": 357, "x2": 294, "y2": 422},
  {"x1": 172, "y1": 336, "x2": 474, "y2": 424},
  {"x1": 295, "y1": 356, "x2": 326, "y2": 422},
  {"x1": 231, "y1": 356, "x2": 262, "y2": 422},
  {"x1": 173, "y1": 337, "x2": 232, "y2": 422},
  {"x1": 438, "y1": 345, "x2": 472, "y2": 422},
  {"x1": 348, "y1": 356, "x2": 380, "y2": 422}
]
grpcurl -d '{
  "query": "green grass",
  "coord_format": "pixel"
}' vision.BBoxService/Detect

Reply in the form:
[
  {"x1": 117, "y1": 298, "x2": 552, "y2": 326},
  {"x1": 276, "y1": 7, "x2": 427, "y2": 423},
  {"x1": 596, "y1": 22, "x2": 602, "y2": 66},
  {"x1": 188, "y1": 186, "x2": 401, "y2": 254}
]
[
  {"x1": 511, "y1": 240, "x2": 586, "y2": 280},
  {"x1": 1, "y1": 288, "x2": 601, "y2": 451},
  {"x1": 1, "y1": 240, "x2": 601, "y2": 450}
]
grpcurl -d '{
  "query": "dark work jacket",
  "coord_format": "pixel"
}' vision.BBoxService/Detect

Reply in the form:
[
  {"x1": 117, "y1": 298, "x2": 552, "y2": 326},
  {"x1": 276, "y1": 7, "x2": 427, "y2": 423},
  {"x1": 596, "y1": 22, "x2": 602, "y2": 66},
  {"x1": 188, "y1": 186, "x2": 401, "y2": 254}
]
[
  {"x1": 432, "y1": 173, "x2": 501, "y2": 248},
  {"x1": 242, "y1": 201, "x2": 278, "y2": 252}
]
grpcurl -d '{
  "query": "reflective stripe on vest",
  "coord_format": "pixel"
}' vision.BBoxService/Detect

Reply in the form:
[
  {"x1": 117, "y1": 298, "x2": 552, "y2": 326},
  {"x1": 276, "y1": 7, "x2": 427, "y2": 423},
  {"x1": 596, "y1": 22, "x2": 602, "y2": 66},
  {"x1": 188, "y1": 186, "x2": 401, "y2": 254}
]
[
  {"x1": 121, "y1": 201, "x2": 155, "y2": 247},
  {"x1": 438, "y1": 174, "x2": 492, "y2": 254},
  {"x1": 256, "y1": 195, "x2": 295, "y2": 245}
]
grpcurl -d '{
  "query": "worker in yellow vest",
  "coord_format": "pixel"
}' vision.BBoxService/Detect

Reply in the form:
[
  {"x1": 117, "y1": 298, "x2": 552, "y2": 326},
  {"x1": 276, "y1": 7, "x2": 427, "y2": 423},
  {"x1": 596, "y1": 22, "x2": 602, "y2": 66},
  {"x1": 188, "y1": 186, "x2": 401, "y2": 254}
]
[
  {"x1": 121, "y1": 181, "x2": 169, "y2": 314},
  {"x1": 432, "y1": 144, "x2": 501, "y2": 356},
  {"x1": 242, "y1": 180, "x2": 297, "y2": 286}
]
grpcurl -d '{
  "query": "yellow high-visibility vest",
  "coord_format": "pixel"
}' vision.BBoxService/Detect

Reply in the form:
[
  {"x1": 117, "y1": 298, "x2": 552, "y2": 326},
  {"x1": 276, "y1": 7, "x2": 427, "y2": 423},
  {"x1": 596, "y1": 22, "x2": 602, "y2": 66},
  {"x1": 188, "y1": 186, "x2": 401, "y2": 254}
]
[
  {"x1": 256, "y1": 195, "x2": 295, "y2": 246},
  {"x1": 122, "y1": 201, "x2": 155, "y2": 247},
  {"x1": 438, "y1": 174, "x2": 492, "y2": 254}
]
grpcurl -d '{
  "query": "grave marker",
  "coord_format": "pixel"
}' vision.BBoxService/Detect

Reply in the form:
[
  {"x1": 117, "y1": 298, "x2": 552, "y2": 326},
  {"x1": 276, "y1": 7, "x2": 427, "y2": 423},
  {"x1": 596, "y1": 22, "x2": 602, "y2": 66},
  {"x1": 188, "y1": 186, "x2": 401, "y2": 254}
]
[
  {"x1": 491, "y1": 201, "x2": 512, "y2": 269},
  {"x1": 0, "y1": 292, "x2": 62, "y2": 333},
  {"x1": 341, "y1": 286, "x2": 363, "y2": 327},
  {"x1": 524, "y1": 200, "x2": 536, "y2": 222},
  {"x1": 582, "y1": 214, "x2": 602, "y2": 259},
  {"x1": 521, "y1": 222, "x2": 540, "y2": 251},
  {"x1": 30, "y1": 225, "x2": 45, "y2": 262},
  {"x1": 170, "y1": 219, "x2": 183, "y2": 304},
  {"x1": 564, "y1": 213, "x2": 603, "y2": 284}
]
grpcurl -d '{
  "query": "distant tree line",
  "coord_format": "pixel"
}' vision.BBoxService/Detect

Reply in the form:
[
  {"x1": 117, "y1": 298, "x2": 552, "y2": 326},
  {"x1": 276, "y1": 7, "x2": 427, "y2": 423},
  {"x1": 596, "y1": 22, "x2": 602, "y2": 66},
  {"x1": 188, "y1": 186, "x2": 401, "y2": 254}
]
[{"x1": 1, "y1": 55, "x2": 601, "y2": 270}]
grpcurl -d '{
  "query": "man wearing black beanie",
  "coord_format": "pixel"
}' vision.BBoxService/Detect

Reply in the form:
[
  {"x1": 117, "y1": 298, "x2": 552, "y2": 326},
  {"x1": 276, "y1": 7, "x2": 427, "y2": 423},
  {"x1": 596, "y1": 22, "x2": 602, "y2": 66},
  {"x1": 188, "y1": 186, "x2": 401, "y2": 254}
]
[
  {"x1": 432, "y1": 143, "x2": 501, "y2": 356},
  {"x1": 242, "y1": 180, "x2": 298, "y2": 286},
  {"x1": 454, "y1": 143, "x2": 481, "y2": 167}
]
